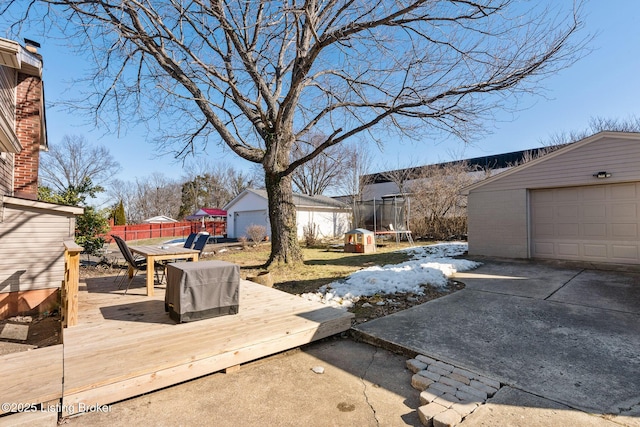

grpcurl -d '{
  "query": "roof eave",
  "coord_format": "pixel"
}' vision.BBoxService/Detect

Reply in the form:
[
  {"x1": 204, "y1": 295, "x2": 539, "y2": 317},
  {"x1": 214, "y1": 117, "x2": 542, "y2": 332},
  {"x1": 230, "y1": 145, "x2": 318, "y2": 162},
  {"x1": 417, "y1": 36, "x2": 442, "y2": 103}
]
[{"x1": 461, "y1": 131, "x2": 640, "y2": 194}]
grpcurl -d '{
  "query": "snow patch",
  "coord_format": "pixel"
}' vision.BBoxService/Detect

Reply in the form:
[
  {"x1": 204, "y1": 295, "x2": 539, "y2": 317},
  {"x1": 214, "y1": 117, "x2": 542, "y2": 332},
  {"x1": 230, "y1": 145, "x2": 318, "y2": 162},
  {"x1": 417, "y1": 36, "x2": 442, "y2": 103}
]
[{"x1": 300, "y1": 242, "x2": 480, "y2": 308}]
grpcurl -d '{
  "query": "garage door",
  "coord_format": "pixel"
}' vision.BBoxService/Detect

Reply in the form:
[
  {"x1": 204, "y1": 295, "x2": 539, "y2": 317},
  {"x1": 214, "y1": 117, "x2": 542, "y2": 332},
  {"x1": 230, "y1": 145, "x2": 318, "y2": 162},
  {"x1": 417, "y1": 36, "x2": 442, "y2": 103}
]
[
  {"x1": 234, "y1": 210, "x2": 270, "y2": 239},
  {"x1": 531, "y1": 183, "x2": 640, "y2": 264}
]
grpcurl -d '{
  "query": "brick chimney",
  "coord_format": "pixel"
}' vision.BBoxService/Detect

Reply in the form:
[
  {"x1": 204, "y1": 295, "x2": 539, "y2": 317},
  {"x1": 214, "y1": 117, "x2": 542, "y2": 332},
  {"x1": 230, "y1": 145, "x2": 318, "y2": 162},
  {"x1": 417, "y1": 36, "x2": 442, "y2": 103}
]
[{"x1": 13, "y1": 72, "x2": 43, "y2": 200}]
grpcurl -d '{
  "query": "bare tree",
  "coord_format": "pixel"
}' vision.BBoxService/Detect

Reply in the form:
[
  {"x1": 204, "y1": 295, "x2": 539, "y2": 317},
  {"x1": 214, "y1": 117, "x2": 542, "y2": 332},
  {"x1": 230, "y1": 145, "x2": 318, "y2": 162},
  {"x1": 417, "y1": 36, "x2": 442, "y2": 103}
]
[
  {"x1": 337, "y1": 140, "x2": 374, "y2": 199},
  {"x1": 336, "y1": 141, "x2": 375, "y2": 229},
  {"x1": 5, "y1": 1, "x2": 588, "y2": 265},
  {"x1": 506, "y1": 115, "x2": 640, "y2": 168},
  {"x1": 107, "y1": 178, "x2": 137, "y2": 222},
  {"x1": 178, "y1": 161, "x2": 254, "y2": 217},
  {"x1": 225, "y1": 167, "x2": 257, "y2": 198},
  {"x1": 118, "y1": 173, "x2": 182, "y2": 223},
  {"x1": 108, "y1": 164, "x2": 252, "y2": 222},
  {"x1": 544, "y1": 115, "x2": 640, "y2": 147},
  {"x1": 408, "y1": 162, "x2": 477, "y2": 239},
  {"x1": 39, "y1": 134, "x2": 121, "y2": 194},
  {"x1": 291, "y1": 133, "x2": 348, "y2": 195},
  {"x1": 379, "y1": 161, "x2": 421, "y2": 198},
  {"x1": 108, "y1": 176, "x2": 181, "y2": 223}
]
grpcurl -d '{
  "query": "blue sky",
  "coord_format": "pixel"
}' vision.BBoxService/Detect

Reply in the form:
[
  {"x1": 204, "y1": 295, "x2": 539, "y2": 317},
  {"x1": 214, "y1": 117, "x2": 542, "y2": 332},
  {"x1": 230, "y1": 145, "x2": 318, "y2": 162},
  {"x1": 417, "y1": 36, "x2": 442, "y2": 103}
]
[{"x1": 11, "y1": 0, "x2": 640, "y2": 194}]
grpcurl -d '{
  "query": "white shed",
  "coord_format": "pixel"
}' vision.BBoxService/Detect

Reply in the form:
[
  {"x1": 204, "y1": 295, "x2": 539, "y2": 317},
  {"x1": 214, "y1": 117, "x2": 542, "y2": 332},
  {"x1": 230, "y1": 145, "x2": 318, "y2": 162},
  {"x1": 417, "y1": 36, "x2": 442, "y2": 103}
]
[
  {"x1": 463, "y1": 132, "x2": 640, "y2": 265},
  {"x1": 224, "y1": 188, "x2": 351, "y2": 240}
]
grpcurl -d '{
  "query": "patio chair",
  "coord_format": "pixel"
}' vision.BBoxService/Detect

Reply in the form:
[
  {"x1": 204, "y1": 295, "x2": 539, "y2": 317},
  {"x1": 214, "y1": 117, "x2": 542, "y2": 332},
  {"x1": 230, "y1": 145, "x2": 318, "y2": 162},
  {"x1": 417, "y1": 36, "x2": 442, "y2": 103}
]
[
  {"x1": 112, "y1": 235, "x2": 164, "y2": 294},
  {"x1": 158, "y1": 232, "x2": 199, "y2": 267},
  {"x1": 192, "y1": 234, "x2": 209, "y2": 256},
  {"x1": 183, "y1": 233, "x2": 198, "y2": 249},
  {"x1": 110, "y1": 235, "x2": 140, "y2": 284}
]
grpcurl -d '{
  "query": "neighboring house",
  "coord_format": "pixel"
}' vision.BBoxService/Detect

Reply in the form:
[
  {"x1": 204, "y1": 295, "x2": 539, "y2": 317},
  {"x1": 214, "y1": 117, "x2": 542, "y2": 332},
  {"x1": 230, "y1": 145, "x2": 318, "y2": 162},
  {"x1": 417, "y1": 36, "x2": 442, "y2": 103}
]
[
  {"x1": 0, "y1": 37, "x2": 83, "y2": 319},
  {"x1": 463, "y1": 131, "x2": 640, "y2": 265},
  {"x1": 361, "y1": 147, "x2": 553, "y2": 200},
  {"x1": 187, "y1": 207, "x2": 227, "y2": 219},
  {"x1": 356, "y1": 147, "x2": 556, "y2": 236},
  {"x1": 224, "y1": 188, "x2": 351, "y2": 240},
  {"x1": 185, "y1": 207, "x2": 227, "y2": 236}
]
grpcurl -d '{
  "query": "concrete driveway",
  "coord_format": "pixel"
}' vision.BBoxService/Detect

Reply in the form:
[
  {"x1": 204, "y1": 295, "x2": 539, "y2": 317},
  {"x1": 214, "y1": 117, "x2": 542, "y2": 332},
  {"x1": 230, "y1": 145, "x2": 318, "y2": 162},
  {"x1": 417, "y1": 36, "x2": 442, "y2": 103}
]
[{"x1": 353, "y1": 259, "x2": 640, "y2": 426}]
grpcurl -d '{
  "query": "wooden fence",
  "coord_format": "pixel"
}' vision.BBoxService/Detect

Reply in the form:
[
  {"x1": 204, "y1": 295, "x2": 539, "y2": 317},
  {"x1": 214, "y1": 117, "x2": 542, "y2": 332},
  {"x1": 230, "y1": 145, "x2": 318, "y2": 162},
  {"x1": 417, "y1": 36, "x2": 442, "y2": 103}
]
[{"x1": 107, "y1": 220, "x2": 226, "y2": 242}]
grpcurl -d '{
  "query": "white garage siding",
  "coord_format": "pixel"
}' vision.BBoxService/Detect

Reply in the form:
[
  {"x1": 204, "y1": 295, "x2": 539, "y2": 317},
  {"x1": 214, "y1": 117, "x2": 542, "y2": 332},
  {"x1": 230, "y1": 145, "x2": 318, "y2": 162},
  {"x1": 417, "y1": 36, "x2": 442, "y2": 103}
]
[
  {"x1": 233, "y1": 210, "x2": 270, "y2": 239},
  {"x1": 224, "y1": 189, "x2": 351, "y2": 240},
  {"x1": 296, "y1": 209, "x2": 351, "y2": 240},
  {"x1": 531, "y1": 183, "x2": 640, "y2": 264}
]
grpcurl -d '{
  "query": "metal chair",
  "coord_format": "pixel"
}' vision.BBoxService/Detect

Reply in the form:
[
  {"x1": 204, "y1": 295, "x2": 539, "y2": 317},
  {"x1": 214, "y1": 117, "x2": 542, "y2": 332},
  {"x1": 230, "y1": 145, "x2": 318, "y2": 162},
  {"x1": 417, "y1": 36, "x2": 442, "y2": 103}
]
[
  {"x1": 110, "y1": 235, "x2": 140, "y2": 285},
  {"x1": 112, "y1": 235, "x2": 163, "y2": 294}
]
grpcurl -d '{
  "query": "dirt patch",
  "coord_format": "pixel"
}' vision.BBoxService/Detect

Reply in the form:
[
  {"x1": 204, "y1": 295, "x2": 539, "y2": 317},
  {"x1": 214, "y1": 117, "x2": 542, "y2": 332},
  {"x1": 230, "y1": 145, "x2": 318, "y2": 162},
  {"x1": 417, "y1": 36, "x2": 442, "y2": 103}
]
[
  {"x1": 349, "y1": 280, "x2": 465, "y2": 326},
  {"x1": 80, "y1": 262, "x2": 125, "y2": 279},
  {"x1": 0, "y1": 313, "x2": 62, "y2": 349}
]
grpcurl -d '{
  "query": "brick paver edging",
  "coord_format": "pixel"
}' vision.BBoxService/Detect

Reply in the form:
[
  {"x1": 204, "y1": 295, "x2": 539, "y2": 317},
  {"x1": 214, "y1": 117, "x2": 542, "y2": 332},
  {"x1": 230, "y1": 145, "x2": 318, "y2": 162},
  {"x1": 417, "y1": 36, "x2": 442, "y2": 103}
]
[{"x1": 407, "y1": 354, "x2": 502, "y2": 427}]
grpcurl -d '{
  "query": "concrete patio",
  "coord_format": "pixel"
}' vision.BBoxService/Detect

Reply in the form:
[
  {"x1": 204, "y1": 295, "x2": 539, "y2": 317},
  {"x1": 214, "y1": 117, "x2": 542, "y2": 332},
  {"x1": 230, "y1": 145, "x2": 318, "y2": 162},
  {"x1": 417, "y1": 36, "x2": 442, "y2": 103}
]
[{"x1": 354, "y1": 259, "x2": 640, "y2": 426}]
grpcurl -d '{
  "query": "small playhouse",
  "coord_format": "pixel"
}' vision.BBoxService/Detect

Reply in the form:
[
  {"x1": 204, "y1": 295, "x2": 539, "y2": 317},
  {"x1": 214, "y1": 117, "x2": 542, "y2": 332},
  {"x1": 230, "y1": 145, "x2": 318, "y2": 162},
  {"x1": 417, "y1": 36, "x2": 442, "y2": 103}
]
[{"x1": 344, "y1": 228, "x2": 376, "y2": 253}]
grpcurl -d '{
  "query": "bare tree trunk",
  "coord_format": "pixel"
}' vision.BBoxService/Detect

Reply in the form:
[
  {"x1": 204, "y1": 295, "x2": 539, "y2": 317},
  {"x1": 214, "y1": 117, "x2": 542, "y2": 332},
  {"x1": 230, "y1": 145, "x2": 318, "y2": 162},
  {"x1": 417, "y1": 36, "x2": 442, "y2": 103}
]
[{"x1": 264, "y1": 172, "x2": 303, "y2": 266}]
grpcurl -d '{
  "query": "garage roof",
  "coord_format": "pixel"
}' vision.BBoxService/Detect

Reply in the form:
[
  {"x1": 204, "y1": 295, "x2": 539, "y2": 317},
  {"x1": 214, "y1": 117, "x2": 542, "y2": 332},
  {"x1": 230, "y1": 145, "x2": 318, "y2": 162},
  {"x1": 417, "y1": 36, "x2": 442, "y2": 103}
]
[
  {"x1": 224, "y1": 188, "x2": 349, "y2": 211},
  {"x1": 461, "y1": 132, "x2": 640, "y2": 194}
]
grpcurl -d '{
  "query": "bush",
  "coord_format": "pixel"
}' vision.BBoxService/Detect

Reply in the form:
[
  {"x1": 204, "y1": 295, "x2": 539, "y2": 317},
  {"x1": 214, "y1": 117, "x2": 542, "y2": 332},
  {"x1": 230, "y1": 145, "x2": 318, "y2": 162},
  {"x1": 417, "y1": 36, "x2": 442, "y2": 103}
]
[
  {"x1": 245, "y1": 224, "x2": 267, "y2": 245},
  {"x1": 75, "y1": 207, "x2": 110, "y2": 256},
  {"x1": 410, "y1": 216, "x2": 467, "y2": 240},
  {"x1": 303, "y1": 223, "x2": 319, "y2": 247},
  {"x1": 113, "y1": 200, "x2": 126, "y2": 225}
]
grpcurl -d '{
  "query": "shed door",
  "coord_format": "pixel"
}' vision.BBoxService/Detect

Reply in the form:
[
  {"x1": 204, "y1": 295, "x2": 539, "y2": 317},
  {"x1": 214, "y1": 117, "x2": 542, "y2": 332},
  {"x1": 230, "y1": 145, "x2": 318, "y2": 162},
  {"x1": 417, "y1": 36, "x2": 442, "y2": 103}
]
[
  {"x1": 234, "y1": 210, "x2": 271, "y2": 239},
  {"x1": 531, "y1": 183, "x2": 640, "y2": 264}
]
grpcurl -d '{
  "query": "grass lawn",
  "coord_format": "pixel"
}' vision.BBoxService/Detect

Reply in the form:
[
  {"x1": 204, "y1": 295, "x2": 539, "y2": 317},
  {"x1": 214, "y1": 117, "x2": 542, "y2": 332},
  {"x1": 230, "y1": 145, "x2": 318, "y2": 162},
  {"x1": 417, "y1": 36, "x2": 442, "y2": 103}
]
[{"x1": 212, "y1": 241, "x2": 425, "y2": 294}]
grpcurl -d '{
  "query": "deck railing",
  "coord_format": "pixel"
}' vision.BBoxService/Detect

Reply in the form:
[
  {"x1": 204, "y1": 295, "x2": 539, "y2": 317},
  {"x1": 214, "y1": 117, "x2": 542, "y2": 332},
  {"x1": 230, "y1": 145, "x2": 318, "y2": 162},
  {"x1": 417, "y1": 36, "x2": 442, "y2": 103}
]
[{"x1": 62, "y1": 240, "x2": 83, "y2": 327}]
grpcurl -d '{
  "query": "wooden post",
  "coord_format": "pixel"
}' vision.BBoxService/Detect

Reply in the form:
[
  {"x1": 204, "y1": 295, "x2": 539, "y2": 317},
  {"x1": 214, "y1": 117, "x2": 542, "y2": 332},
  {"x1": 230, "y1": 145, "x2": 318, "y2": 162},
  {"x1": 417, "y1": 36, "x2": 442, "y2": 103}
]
[{"x1": 63, "y1": 241, "x2": 83, "y2": 327}]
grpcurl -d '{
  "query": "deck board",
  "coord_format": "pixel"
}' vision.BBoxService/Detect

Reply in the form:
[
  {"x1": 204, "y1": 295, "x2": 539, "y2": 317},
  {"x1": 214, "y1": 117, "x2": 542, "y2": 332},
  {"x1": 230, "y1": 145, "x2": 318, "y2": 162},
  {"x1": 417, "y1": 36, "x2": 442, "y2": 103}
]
[
  {"x1": 62, "y1": 275, "x2": 352, "y2": 415},
  {"x1": 0, "y1": 344, "x2": 63, "y2": 415}
]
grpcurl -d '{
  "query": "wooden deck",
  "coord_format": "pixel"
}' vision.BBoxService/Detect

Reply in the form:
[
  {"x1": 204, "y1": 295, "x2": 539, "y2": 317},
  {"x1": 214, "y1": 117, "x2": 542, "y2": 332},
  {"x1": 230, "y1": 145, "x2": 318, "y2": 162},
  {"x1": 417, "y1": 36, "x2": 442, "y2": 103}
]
[
  {"x1": 1, "y1": 344, "x2": 62, "y2": 415},
  {"x1": 61, "y1": 274, "x2": 353, "y2": 416}
]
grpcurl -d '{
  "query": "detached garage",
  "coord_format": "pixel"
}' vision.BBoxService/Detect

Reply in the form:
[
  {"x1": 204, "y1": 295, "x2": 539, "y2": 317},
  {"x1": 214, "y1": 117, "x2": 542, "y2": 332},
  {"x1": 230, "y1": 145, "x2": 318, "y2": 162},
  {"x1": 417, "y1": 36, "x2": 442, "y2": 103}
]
[
  {"x1": 464, "y1": 132, "x2": 640, "y2": 265},
  {"x1": 224, "y1": 188, "x2": 351, "y2": 240}
]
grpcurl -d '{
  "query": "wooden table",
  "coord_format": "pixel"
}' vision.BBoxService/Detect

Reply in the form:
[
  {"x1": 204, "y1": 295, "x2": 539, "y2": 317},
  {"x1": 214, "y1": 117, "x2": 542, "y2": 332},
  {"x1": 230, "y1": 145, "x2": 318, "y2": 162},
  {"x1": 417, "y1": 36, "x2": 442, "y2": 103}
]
[{"x1": 128, "y1": 245, "x2": 200, "y2": 296}]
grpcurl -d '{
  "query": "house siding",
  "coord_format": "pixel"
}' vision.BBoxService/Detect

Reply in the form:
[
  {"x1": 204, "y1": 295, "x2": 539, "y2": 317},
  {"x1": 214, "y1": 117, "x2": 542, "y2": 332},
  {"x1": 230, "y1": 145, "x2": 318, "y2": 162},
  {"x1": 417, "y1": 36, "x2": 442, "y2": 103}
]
[
  {"x1": 467, "y1": 189, "x2": 529, "y2": 258},
  {"x1": 0, "y1": 65, "x2": 16, "y2": 195},
  {"x1": 0, "y1": 201, "x2": 76, "y2": 295},
  {"x1": 0, "y1": 152, "x2": 13, "y2": 196},
  {"x1": 0, "y1": 65, "x2": 16, "y2": 148},
  {"x1": 363, "y1": 181, "x2": 400, "y2": 200},
  {"x1": 471, "y1": 136, "x2": 640, "y2": 193}
]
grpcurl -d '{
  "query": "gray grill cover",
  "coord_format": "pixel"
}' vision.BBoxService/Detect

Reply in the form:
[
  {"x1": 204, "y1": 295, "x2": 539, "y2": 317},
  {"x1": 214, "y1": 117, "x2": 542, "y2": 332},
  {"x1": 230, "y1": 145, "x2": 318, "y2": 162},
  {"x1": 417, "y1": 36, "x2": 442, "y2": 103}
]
[{"x1": 165, "y1": 260, "x2": 239, "y2": 323}]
